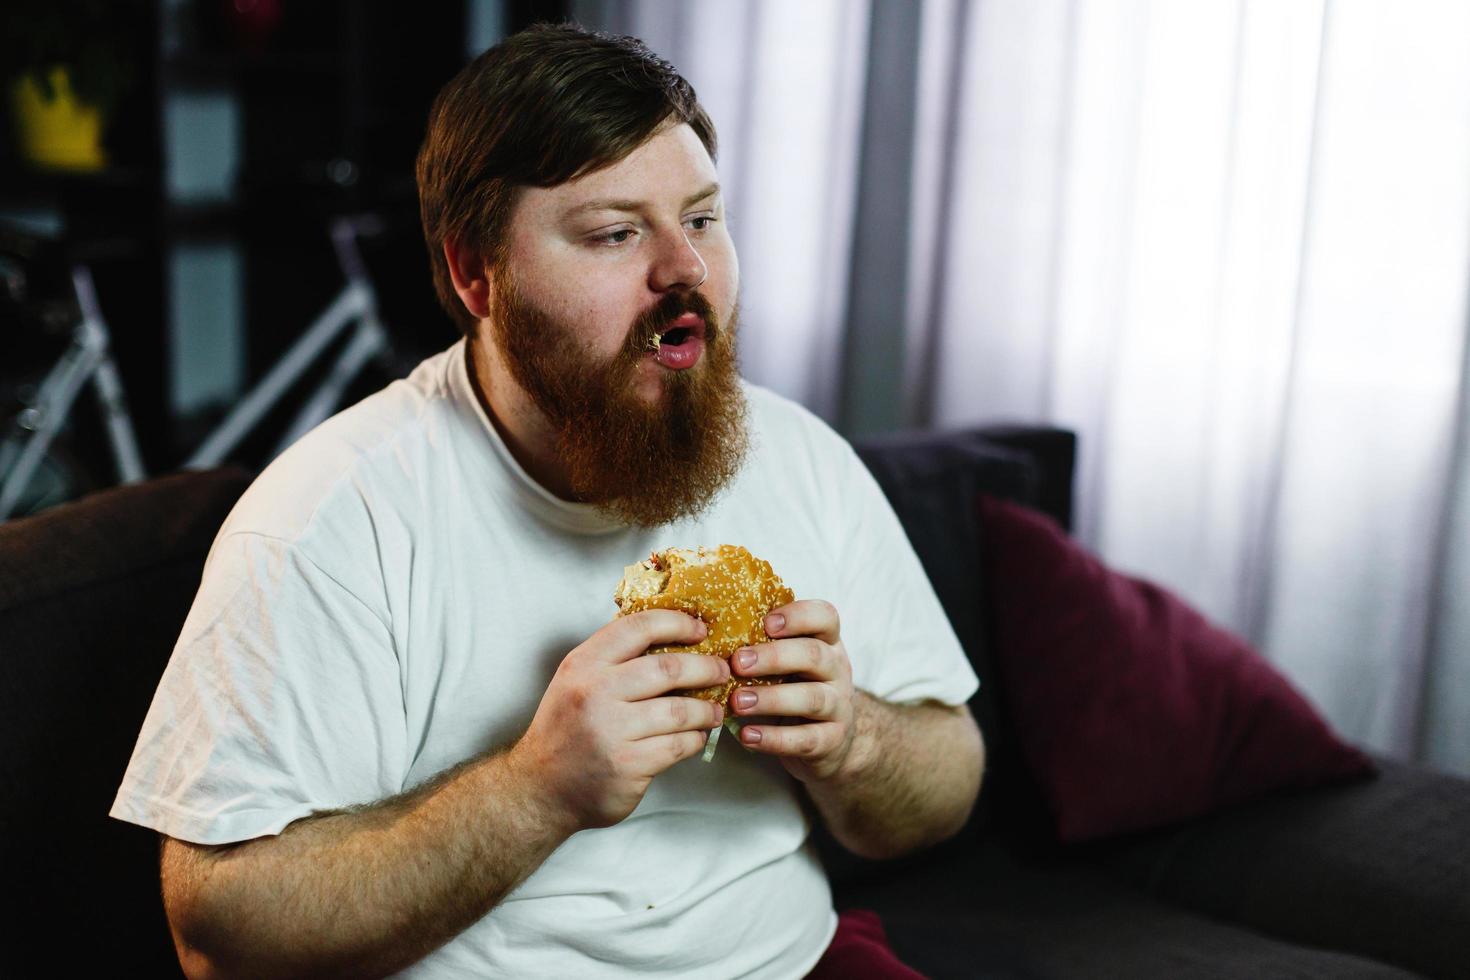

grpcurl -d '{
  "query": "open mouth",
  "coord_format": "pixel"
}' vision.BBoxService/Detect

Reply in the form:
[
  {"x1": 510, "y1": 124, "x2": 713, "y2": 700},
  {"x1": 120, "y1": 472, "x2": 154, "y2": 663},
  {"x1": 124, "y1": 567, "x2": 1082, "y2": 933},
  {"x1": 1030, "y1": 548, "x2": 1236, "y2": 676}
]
[
  {"x1": 655, "y1": 313, "x2": 707, "y2": 349},
  {"x1": 649, "y1": 313, "x2": 708, "y2": 370}
]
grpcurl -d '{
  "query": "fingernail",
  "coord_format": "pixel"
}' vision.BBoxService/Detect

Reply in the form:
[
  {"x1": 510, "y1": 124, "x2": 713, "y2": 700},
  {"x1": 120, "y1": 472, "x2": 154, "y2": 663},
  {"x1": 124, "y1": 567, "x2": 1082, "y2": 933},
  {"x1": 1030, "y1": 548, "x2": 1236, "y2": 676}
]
[
  {"x1": 713, "y1": 705, "x2": 724, "y2": 723},
  {"x1": 742, "y1": 726, "x2": 762, "y2": 745},
  {"x1": 734, "y1": 690, "x2": 757, "y2": 709},
  {"x1": 736, "y1": 649, "x2": 756, "y2": 670},
  {"x1": 765, "y1": 614, "x2": 785, "y2": 635}
]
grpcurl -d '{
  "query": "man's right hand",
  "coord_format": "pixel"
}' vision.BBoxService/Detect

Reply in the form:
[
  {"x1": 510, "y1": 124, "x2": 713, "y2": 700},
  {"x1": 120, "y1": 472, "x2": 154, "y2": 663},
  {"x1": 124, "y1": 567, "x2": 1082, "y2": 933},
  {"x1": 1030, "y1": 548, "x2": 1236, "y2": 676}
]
[{"x1": 510, "y1": 610, "x2": 728, "y2": 831}]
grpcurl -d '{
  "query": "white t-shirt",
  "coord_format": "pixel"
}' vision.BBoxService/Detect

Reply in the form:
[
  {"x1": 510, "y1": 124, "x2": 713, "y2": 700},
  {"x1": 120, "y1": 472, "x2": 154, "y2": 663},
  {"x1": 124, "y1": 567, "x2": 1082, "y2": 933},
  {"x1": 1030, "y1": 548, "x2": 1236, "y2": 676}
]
[{"x1": 111, "y1": 339, "x2": 978, "y2": 979}]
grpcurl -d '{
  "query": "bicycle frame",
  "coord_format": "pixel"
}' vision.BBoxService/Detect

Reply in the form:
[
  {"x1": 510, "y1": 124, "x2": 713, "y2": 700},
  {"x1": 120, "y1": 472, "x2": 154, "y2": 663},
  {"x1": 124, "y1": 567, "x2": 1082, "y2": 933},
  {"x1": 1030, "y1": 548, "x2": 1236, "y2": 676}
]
[
  {"x1": 0, "y1": 266, "x2": 145, "y2": 521},
  {"x1": 0, "y1": 214, "x2": 392, "y2": 520},
  {"x1": 185, "y1": 215, "x2": 388, "y2": 469}
]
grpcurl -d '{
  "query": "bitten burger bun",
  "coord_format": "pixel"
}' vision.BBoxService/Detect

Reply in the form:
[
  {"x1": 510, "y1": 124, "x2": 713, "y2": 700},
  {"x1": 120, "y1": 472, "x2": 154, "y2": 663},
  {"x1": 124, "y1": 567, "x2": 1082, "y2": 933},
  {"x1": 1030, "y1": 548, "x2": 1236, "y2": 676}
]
[{"x1": 613, "y1": 545, "x2": 794, "y2": 707}]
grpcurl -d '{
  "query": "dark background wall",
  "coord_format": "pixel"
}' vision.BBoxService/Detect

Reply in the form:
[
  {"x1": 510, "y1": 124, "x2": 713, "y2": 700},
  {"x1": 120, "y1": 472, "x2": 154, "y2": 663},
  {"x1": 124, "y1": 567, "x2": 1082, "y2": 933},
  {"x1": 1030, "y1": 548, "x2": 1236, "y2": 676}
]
[{"x1": 0, "y1": 0, "x2": 569, "y2": 503}]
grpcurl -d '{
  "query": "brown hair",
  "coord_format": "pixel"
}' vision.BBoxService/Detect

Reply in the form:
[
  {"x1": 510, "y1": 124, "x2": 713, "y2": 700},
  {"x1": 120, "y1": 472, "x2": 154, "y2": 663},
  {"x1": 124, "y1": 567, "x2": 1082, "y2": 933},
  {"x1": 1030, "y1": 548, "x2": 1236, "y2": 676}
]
[{"x1": 416, "y1": 22, "x2": 718, "y2": 336}]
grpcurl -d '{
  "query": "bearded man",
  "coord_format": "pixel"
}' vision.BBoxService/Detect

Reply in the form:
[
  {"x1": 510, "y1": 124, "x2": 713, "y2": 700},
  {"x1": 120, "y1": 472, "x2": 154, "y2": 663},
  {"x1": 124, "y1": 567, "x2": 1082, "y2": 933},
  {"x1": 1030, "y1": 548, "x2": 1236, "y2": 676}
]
[{"x1": 111, "y1": 23, "x2": 983, "y2": 979}]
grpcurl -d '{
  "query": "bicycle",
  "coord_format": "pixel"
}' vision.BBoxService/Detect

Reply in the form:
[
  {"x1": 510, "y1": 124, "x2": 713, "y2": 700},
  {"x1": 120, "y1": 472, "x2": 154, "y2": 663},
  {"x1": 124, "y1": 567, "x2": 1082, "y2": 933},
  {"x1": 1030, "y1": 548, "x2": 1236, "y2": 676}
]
[{"x1": 0, "y1": 214, "x2": 395, "y2": 523}]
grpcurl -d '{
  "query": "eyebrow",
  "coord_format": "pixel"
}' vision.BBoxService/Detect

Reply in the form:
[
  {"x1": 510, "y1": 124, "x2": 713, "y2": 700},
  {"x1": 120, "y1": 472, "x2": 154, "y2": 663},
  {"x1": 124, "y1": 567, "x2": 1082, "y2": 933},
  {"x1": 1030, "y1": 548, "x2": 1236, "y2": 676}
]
[{"x1": 565, "y1": 182, "x2": 721, "y2": 219}]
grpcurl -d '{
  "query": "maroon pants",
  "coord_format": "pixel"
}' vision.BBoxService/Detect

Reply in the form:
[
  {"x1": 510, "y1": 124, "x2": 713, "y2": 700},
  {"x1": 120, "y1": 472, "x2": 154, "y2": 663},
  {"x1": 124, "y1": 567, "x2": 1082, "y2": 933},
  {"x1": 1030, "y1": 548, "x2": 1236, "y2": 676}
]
[{"x1": 804, "y1": 909, "x2": 927, "y2": 979}]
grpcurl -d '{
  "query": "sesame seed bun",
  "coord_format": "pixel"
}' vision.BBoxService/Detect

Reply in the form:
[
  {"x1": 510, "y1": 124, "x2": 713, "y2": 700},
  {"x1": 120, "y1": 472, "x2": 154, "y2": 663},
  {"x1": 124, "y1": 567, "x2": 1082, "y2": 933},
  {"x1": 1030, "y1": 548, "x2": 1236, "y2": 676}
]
[{"x1": 614, "y1": 545, "x2": 794, "y2": 705}]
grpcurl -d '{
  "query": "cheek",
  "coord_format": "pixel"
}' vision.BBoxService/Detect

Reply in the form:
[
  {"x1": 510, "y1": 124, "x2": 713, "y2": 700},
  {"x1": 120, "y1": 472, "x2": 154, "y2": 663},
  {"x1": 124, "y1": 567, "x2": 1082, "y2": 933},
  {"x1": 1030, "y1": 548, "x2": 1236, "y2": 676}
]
[
  {"x1": 701, "y1": 241, "x2": 739, "y2": 309},
  {"x1": 507, "y1": 233, "x2": 631, "y2": 322},
  {"x1": 720, "y1": 237, "x2": 739, "y2": 286},
  {"x1": 526, "y1": 272, "x2": 641, "y2": 345}
]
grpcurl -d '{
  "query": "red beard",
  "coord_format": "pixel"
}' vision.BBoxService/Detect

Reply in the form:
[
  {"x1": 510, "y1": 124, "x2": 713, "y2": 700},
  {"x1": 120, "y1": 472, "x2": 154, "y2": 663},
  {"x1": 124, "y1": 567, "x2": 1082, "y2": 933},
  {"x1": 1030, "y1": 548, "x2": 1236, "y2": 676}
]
[{"x1": 488, "y1": 272, "x2": 749, "y2": 527}]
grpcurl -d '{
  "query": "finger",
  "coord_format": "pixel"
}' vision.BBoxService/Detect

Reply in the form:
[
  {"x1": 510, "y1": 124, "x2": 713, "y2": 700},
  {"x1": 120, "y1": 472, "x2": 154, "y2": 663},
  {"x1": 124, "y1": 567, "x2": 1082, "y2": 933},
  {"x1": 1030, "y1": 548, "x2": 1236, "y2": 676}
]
[
  {"x1": 731, "y1": 636, "x2": 837, "y2": 681},
  {"x1": 624, "y1": 696, "x2": 725, "y2": 739},
  {"x1": 763, "y1": 599, "x2": 840, "y2": 645},
  {"x1": 588, "y1": 610, "x2": 708, "y2": 664},
  {"x1": 616, "y1": 652, "x2": 731, "y2": 701},
  {"x1": 737, "y1": 720, "x2": 844, "y2": 759},
  {"x1": 629, "y1": 729, "x2": 709, "y2": 775},
  {"x1": 729, "y1": 681, "x2": 839, "y2": 721}
]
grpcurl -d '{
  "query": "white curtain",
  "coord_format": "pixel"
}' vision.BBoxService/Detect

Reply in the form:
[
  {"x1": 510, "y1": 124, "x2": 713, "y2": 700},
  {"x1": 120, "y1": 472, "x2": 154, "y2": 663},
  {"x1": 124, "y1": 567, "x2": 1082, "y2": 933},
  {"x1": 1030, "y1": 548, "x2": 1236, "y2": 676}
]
[
  {"x1": 914, "y1": 0, "x2": 1470, "y2": 774},
  {"x1": 574, "y1": 0, "x2": 1470, "y2": 776}
]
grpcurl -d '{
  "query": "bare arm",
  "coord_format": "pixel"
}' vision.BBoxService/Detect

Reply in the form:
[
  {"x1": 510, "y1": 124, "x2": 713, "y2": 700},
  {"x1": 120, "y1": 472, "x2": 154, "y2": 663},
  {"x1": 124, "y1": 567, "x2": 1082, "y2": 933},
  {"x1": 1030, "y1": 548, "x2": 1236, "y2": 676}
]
[
  {"x1": 801, "y1": 693, "x2": 984, "y2": 859},
  {"x1": 163, "y1": 610, "x2": 728, "y2": 980},
  {"x1": 163, "y1": 747, "x2": 572, "y2": 980}
]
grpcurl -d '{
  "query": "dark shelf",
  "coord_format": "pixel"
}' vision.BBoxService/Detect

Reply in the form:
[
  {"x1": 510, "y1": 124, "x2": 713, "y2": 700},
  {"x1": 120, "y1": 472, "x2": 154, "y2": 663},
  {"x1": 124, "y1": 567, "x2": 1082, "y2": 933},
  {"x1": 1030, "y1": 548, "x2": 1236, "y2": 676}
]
[{"x1": 4, "y1": 1, "x2": 475, "y2": 484}]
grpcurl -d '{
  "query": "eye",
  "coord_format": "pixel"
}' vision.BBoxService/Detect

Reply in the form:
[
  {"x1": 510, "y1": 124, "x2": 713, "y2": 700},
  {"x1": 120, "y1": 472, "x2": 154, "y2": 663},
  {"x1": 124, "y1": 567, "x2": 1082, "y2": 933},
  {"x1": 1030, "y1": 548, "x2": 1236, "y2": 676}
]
[
  {"x1": 687, "y1": 215, "x2": 718, "y2": 232},
  {"x1": 593, "y1": 228, "x2": 636, "y2": 246}
]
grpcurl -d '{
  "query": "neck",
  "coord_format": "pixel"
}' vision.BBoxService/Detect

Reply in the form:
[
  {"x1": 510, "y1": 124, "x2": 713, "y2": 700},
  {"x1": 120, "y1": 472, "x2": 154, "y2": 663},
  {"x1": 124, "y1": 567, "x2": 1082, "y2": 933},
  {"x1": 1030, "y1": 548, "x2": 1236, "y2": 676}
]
[{"x1": 465, "y1": 334, "x2": 579, "y2": 501}]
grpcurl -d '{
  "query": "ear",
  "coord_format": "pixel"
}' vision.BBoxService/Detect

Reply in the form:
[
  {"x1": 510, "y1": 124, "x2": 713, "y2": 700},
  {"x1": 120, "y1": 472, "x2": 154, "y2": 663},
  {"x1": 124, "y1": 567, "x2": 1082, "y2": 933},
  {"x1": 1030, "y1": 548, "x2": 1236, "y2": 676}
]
[{"x1": 443, "y1": 236, "x2": 494, "y2": 321}]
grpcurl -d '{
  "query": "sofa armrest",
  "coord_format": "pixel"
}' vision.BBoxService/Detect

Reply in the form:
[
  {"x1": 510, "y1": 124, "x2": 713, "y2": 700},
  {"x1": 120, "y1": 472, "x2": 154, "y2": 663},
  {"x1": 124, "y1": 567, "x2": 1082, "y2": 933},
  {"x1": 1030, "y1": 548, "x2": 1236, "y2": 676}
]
[
  {"x1": 1, "y1": 467, "x2": 252, "y2": 977},
  {"x1": 1083, "y1": 759, "x2": 1470, "y2": 979},
  {"x1": 969, "y1": 425, "x2": 1077, "y2": 532}
]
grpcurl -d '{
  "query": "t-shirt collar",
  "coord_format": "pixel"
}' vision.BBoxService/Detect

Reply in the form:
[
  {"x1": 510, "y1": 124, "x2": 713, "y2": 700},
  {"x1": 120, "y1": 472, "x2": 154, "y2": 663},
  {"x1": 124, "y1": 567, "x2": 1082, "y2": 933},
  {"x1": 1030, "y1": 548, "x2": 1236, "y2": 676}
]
[{"x1": 447, "y1": 338, "x2": 631, "y2": 536}]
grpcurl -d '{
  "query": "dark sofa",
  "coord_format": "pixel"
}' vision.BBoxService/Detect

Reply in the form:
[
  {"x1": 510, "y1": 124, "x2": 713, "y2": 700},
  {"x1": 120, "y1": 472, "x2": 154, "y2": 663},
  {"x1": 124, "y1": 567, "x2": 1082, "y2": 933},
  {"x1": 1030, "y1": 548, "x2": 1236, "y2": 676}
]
[{"x1": 1, "y1": 427, "x2": 1466, "y2": 978}]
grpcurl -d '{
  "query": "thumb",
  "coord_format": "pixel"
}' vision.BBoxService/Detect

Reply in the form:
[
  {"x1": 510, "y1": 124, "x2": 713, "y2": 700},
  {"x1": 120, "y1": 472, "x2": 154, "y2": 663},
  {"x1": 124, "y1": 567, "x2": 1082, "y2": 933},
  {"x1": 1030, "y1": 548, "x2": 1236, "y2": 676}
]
[{"x1": 591, "y1": 609, "x2": 708, "y2": 663}]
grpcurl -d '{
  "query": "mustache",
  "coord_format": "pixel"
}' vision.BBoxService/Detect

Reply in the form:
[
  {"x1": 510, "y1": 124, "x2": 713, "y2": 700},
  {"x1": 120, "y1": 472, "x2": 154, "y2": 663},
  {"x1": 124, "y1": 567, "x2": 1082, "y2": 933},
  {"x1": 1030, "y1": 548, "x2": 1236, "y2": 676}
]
[{"x1": 621, "y1": 290, "x2": 719, "y2": 359}]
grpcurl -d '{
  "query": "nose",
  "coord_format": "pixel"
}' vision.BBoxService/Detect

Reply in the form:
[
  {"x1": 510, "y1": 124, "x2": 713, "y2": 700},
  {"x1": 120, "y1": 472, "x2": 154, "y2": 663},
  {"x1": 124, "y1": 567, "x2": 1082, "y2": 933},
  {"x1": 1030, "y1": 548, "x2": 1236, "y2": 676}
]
[{"x1": 648, "y1": 227, "x2": 708, "y2": 293}]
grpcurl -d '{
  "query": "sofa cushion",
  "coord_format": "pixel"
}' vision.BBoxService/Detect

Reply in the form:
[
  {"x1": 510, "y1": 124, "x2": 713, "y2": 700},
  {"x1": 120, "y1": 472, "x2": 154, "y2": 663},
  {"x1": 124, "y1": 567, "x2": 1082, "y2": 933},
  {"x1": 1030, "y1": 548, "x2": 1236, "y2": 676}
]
[
  {"x1": 837, "y1": 839, "x2": 1420, "y2": 980},
  {"x1": 1088, "y1": 758, "x2": 1470, "y2": 980},
  {"x1": 977, "y1": 494, "x2": 1374, "y2": 844}
]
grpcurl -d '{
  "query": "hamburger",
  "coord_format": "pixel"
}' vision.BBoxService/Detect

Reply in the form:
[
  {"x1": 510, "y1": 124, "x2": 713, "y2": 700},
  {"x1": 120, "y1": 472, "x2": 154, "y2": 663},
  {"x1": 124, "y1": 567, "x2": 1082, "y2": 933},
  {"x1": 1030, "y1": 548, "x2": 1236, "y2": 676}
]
[{"x1": 614, "y1": 545, "x2": 794, "y2": 759}]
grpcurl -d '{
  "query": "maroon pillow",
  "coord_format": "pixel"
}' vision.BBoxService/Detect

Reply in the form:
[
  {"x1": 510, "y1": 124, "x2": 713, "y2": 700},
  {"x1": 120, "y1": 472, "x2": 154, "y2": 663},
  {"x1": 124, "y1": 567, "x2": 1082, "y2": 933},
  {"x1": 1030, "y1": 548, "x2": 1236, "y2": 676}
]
[{"x1": 978, "y1": 494, "x2": 1375, "y2": 843}]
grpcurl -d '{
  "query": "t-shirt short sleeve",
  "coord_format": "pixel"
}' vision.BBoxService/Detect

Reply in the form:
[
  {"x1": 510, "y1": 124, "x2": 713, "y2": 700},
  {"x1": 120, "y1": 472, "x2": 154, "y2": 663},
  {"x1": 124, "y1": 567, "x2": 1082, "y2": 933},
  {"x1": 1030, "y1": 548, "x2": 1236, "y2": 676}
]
[
  {"x1": 830, "y1": 441, "x2": 980, "y2": 707},
  {"x1": 110, "y1": 531, "x2": 408, "y2": 845}
]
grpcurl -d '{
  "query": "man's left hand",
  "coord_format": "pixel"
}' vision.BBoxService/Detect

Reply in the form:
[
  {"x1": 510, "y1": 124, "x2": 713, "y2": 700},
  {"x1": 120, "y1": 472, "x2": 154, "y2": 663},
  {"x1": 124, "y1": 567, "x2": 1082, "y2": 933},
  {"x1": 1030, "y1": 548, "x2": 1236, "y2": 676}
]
[{"x1": 728, "y1": 599, "x2": 858, "y2": 783}]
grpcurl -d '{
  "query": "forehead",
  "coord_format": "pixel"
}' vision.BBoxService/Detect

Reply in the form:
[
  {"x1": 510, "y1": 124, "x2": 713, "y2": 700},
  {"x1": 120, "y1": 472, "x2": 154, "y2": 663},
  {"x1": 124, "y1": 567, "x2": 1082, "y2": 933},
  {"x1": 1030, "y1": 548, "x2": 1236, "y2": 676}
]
[{"x1": 515, "y1": 123, "x2": 719, "y2": 224}]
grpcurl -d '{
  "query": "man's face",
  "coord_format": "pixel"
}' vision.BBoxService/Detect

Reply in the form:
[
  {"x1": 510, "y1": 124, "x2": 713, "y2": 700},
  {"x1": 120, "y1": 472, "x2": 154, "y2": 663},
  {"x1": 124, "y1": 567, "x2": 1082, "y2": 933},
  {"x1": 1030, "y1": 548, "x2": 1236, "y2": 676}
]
[{"x1": 481, "y1": 123, "x2": 748, "y2": 527}]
